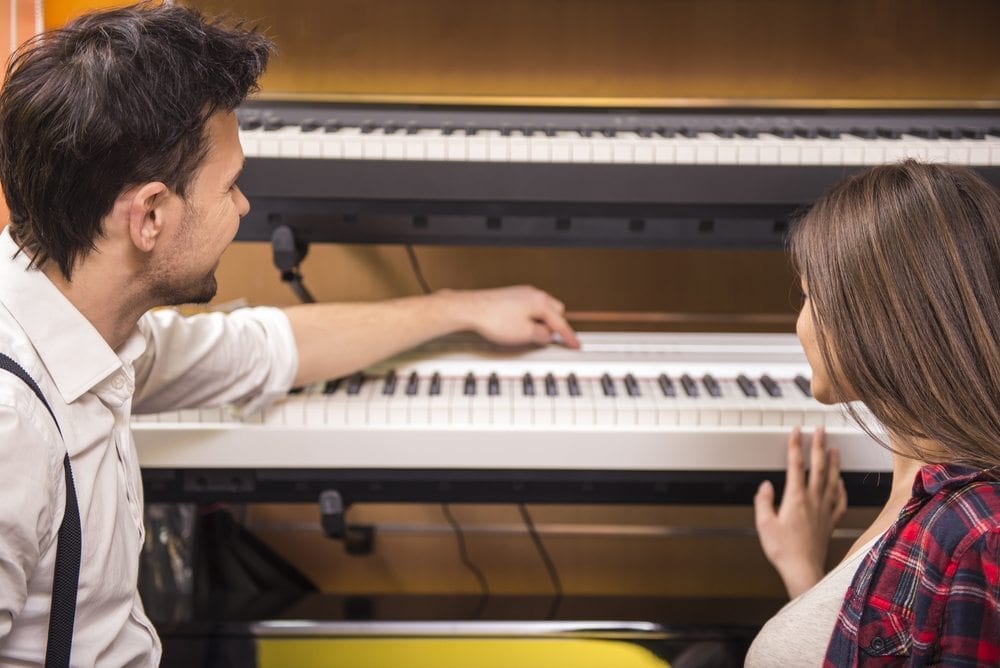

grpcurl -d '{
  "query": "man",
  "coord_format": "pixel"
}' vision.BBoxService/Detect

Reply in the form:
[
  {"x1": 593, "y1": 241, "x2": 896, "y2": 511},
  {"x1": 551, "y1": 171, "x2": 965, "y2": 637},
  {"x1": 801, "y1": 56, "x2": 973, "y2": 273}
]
[{"x1": 0, "y1": 3, "x2": 578, "y2": 664}]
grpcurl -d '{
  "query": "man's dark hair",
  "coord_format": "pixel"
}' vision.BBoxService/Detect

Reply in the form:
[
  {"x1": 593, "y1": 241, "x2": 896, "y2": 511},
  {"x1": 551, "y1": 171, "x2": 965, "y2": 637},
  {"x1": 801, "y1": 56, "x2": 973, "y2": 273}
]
[{"x1": 0, "y1": 1, "x2": 272, "y2": 279}]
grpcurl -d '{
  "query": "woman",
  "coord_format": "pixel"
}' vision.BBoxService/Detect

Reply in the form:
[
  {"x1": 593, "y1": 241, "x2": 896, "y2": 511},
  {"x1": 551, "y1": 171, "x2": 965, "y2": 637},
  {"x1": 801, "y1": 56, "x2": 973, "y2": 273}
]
[{"x1": 745, "y1": 160, "x2": 1000, "y2": 666}]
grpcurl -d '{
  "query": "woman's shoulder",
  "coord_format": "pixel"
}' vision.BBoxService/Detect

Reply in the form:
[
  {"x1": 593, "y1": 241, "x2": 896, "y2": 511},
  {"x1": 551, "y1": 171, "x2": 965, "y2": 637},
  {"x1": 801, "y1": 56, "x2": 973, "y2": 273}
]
[{"x1": 911, "y1": 470, "x2": 1000, "y2": 556}]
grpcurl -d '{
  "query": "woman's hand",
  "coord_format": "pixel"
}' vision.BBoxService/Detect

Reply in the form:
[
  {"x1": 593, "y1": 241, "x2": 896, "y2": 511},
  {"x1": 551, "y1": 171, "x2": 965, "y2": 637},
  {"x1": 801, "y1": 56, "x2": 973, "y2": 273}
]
[{"x1": 753, "y1": 426, "x2": 848, "y2": 599}]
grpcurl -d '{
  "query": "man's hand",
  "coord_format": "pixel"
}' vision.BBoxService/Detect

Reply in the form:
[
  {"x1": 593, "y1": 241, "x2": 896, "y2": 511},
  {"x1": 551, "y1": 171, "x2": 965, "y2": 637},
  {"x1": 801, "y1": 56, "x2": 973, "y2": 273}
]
[
  {"x1": 441, "y1": 285, "x2": 580, "y2": 349},
  {"x1": 753, "y1": 426, "x2": 847, "y2": 599}
]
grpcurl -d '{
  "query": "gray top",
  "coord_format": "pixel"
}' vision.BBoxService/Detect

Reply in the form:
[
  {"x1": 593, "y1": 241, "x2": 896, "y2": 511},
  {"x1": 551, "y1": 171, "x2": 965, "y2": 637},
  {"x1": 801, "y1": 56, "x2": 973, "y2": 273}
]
[{"x1": 744, "y1": 533, "x2": 882, "y2": 667}]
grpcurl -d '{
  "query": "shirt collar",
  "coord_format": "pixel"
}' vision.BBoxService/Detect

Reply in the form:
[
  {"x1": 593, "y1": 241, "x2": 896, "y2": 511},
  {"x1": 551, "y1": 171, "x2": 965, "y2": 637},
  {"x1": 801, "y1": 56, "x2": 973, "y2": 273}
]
[
  {"x1": 0, "y1": 227, "x2": 133, "y2": 403},
  {"x1": 913, "y1": 462, "x2": 990, "y2": 498}
]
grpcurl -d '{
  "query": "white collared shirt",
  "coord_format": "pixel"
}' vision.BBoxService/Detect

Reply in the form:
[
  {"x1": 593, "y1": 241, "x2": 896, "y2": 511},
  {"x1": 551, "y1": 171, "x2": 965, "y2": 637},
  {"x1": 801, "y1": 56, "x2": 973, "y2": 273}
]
[{"x1": 0, "y1": 228, "x2": 297, "y2": 666}]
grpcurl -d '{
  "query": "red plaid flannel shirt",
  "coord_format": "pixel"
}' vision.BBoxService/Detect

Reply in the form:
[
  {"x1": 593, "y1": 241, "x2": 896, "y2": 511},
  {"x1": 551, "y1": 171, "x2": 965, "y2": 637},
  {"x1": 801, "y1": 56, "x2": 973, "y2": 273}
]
[{"x1": 824, "y1": 464, "x2": 1000, "y2": 666}]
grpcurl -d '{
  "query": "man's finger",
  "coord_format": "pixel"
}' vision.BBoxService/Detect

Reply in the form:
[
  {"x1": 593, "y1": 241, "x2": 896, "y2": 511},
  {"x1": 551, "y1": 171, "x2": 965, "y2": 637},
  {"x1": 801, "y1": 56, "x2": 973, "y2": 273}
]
[{"x1": 538, "y1": 310, "x2": 580, "y2": 349}]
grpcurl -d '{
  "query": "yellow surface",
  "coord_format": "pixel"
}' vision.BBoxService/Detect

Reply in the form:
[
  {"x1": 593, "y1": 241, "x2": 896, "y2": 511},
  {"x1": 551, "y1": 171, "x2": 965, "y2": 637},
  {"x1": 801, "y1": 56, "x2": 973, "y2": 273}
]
[{"x1": 258, "y1": 638, "x2": 669, "y2": 668}]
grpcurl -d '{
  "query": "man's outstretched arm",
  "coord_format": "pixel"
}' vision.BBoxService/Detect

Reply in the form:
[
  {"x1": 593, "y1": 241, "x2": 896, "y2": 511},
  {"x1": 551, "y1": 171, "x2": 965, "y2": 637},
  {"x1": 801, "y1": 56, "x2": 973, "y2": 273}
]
[{"x1": 285, "y1": 285, "x2": 579, "y2": 388}]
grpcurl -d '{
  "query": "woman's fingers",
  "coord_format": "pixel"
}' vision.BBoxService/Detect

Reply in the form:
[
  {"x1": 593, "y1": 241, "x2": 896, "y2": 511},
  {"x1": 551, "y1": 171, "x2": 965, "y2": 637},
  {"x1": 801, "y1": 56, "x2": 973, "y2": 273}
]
[
  {"x1": 785, "y1": 427, "x2": 805, "y2": 493},
  {"x1": 807, "y1": 427, "x2": 827, "y2": 497}
]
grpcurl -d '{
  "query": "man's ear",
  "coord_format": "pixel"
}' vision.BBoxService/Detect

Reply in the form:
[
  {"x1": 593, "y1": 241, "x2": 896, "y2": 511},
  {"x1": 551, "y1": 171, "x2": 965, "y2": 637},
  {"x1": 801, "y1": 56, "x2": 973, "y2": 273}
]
[{"x1": 127, "y1": 182, "x2": 171, "y2": 253}]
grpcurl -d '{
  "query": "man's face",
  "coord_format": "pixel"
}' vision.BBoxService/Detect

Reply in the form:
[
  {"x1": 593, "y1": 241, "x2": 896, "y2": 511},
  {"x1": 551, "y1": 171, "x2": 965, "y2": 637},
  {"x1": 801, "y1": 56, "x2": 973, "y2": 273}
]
[{"x1": 145, "y1": 111, "x2": 248, "y2": 306}]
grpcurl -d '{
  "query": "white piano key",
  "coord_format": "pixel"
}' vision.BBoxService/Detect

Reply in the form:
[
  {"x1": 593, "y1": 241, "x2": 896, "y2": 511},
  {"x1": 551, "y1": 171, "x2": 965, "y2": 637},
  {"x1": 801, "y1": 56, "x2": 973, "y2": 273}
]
[
  {"x1": 300, "y1": 139, "x2": 322, "y2": 158},
  {"x1": 569, "y1": 140, "x2": 591, "y2": 163},
  {"x1": 652, "y1": 140, "x2": 676, "y2": 163},
  {"x1": 737, "y1": 144, "x2": 760, "y2": 165},
  {"x1": 488, "y1": 137, "x2": 510, "y2": 161},
  {"x1": 508, "y1": 137, "x2": 529, "y2": 161},
  {"x1": 633, "y1": 142, "x2": 654, "y2": 164},
  {"x1": 969, "y1": 145, "x2": 990, "y2": 165},
  {"x1": 362, "y1": 132, "x2": 386, "y2": 159},
  {"x1": 590, "y1": 139, "x2": 613, "y2": 163},
  {"x1": 695, "y1": 142, "x2": 717, "y2": 165},
  {"x1": 862, "y1": 143, "x2": 886, "y2": 165},
  {"x1": 445, "y1": 136, "x2": 467, "y2": 161},
  {"x1": 758, "y1": 142, "x2": 780, "y2": 164},
  {"x1": 526, "y1": 137, "x2": 550, "y2": 162},
  {"x1": 798, "y1": 142, "x2": 821, "y2": 165},
  {"x1": 778, "y1": 142, "x2": 801, "y2": 165},
  {"x1": 820, "y1": 142, "x2": 843, "y2": 165},
  {"x1": 467, "y1": 137, "x2": 489, "y2": 161},
  {"x1": 674, "y1": 142, "x2": 697, "y2": 163}
]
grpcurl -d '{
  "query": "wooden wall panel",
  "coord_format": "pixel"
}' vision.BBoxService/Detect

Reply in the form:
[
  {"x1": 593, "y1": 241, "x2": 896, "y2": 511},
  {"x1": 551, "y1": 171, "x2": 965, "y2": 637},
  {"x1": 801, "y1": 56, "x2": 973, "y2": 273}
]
[{"x1": 189, "y1": 0, "x2": 1000, "y2": 104}]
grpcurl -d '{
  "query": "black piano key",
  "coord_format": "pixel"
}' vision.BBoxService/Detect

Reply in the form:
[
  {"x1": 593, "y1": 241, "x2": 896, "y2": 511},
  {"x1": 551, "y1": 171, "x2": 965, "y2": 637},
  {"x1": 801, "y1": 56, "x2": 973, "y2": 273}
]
[
  {"x1": 961, "y1": 127, "x2": 986, "y2": 140},
  {"x1": 735, "y1": 127, "x2": 759, "y2": 138},
  {"x1": 299, "y1": 118, "x2": 320, "y2": 133},
  {"x1": 323, "y1": 119, "x2": 343, "y2": 132},
  {"x1": 464, "y1": 123, "x2": 481, "y2": 136},
  {"x1": 909, "y1": 126, "x2": 939, "y2": 139},
  {"x1": 577, "y1": 125, "x2": 595, "y2": 138},
  {"x1": 794, "y1": 375, "x2": 813, "y2": 397},
  {"x1": 441, "y1": 122, "x2": 457, "y2": 136},
  {"x1": 405, "y1": 371, "x2": 420, "y2": 396},
  {"x1": 405, "y1": 121, "x2": 421, "y2": 135},
  {"x1": 817, "y1": 126, "x2": 842, "y2": 138},
  {"x1": 636, "y1": 126, "x2": 654, "y2": 138},
  {"x1": 382, "y1": 121, "x2": 401, "y2": 134},
  {"x1": 770, "y1": 127, "x2": 795, "y2": 139},
  {"x1": 989, "y1": 127, "x2": 1000, "y2": 138},
  {"x1": 359, "y1": 120, "x2": 378, "y2": 134},
  {"x1": 655, "y1": 126, "x2": 677, "y2": 138},
  {"x1": 624, "y1": 374, "x2": 641, "y2": 397},
  {"x1": 600, "y1": 127, "x2": 618, "y2": 138},
  {"x1": 522, "y1": 373, "x2": 535, "y2": 397},
  {"x1": 545, "y1": 373, "x2": 558, "y2": 397},
  {"x1": 262, "y1": 114, "x2": 284, "y2": 131},
  {"x1": 736, "y1": 374, "x2": 758, "y2": 398},
  {"x1": 600, "y1": 373, "x2": 616, "y2": 397},
  {"x1": 849, "y1": 126, "x2": 877, "y2": 140},
  {"x1": 238, "y1": 114, "x2": 261, "y2": 130},
  {"x1": 463, "y1": 372, "x2": 476, "y2": 396},
  {"x1": 936, "y1": 127, "x2": 963, "y2": 139},
  {"x1": 712, "y1": 126, "x2": 736, "y2": 139},
  {"x1": 323, "y1": 378, "x2": 342, "y2": 394},
  {"x1": 702, "y1": 374, "x2": 722, "y2": 398},
  {"x1": 382, "y1": 370, "x2": 398, "y2": 396},
  {"x1": 346, "y1": 372, "x2": 365, "y2": 395},
  {"x1": 657, "y1": 374, "x2": 676, "y2": 397},
  {"x1": 567, "y1": 373, "x2": 581, "y2": 397},
  {"x1": 488, "y1": 373, "x2": 500, "y2": 396},
  {"x1": 793, "y1": 127, "x2": 818, "y2": 139},
  {"x1": 288, "y1": 386, "x2": 305, "y2": 395},
  {"x1": 429, "y1": 372, "x2": 442, "y2": 396},
  {"x1": 759, "y1": 374, "x2": 782, "y2": 398},
  {"x1": 500, "y1": 124, "x2": 514, "y2": 137},
  {"x1": 680, "y1": 374, "x2": 699, "y2": 397},
  {"x1": 678, "y1": 127, "x2": 698, "y2": 138},
  {"x1": 876, "y1": 126, "x2": 902, "y2": 139}
]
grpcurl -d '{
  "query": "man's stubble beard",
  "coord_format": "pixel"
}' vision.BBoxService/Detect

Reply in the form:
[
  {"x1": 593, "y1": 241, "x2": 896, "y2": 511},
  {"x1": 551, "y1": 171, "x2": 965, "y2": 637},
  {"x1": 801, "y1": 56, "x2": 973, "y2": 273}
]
[{"x1": 145, "y1": 204, "x2": 220, "y2": 307}]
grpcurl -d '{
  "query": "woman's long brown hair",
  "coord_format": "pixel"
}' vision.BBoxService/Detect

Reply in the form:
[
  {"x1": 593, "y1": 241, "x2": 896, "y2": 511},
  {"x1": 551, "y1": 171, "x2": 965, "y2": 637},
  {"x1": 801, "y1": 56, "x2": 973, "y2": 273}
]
[{"x1": 789, "y1": 160, "x2": 1000, "y2": 468}]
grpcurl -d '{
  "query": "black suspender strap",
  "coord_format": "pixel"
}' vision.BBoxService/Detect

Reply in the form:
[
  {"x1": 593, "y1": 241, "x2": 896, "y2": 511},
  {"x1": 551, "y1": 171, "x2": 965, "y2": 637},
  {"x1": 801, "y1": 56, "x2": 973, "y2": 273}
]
[{"x1": 0, "y1": 353, "x2": 80, "y2": 668}]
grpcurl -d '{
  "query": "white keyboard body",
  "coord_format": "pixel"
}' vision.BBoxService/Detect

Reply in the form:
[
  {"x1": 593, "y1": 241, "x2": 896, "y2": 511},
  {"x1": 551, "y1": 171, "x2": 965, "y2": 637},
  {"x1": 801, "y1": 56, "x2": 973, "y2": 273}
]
[{"x1": 133, "y1": 332, "x2": 891, "y2": 473}]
